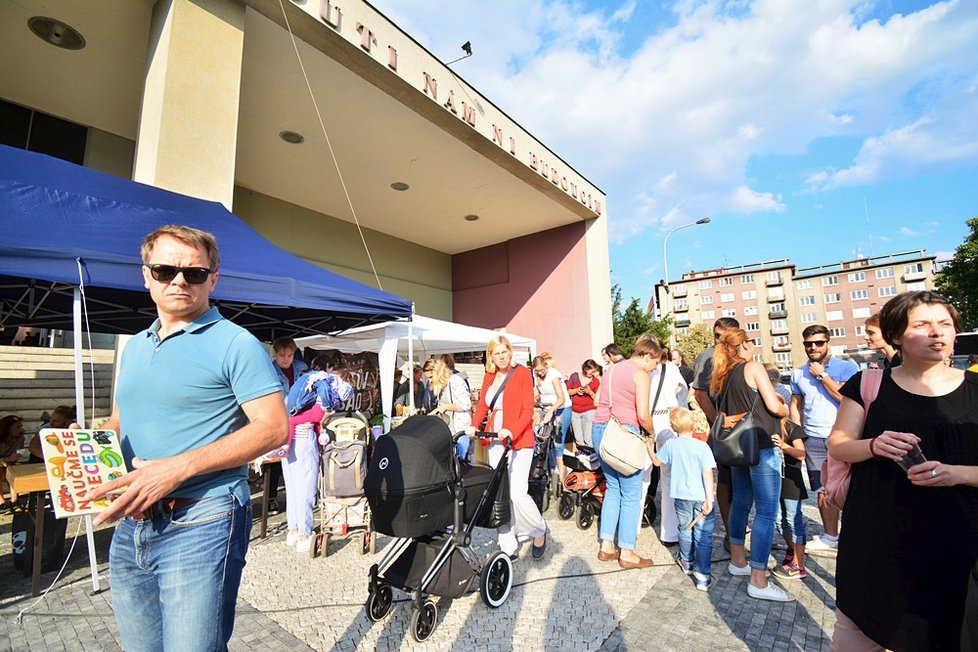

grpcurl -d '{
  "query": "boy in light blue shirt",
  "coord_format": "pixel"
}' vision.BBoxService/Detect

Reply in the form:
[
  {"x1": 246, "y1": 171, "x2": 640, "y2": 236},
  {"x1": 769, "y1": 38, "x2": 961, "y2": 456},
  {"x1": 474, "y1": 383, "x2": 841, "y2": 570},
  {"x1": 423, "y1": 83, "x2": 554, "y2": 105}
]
[{"x1": 650, "y1": 407, "x2": 717, "y2": 591}]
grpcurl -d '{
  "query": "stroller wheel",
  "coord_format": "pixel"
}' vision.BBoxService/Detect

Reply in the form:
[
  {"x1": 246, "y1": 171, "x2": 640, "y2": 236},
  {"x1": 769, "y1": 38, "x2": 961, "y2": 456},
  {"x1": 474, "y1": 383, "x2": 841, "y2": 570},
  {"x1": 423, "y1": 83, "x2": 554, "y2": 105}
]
[
  {"x1": 320, "y1": 533, "x2": 331, "y2": 558},
  {"x1": 365, "y1": 583, "x2": 393, "y2": 622},
  {"x1": 410, "y1": 599, "x2": 438, "y2": 642},
  {"x1": 539, "y1": 485, "x2": 551, "y2": 514},
  {"x1": 577, "y1": 500, "x2": 595, "y2": 530},
  {"x1": 557, "y1": 492, "x2": 575, "y2": 520},
  {"x1": 479, "y1": 551, "x2": 514, "y2": 608}
]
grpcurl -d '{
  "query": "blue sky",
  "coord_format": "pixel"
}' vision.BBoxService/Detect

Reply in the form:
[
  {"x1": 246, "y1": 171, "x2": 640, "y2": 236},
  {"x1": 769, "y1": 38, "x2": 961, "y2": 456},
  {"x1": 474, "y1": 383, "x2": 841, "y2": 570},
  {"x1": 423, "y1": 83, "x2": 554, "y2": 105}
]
[{"x1": 369, "y1": 0, "x2": 978, "y2": 304}]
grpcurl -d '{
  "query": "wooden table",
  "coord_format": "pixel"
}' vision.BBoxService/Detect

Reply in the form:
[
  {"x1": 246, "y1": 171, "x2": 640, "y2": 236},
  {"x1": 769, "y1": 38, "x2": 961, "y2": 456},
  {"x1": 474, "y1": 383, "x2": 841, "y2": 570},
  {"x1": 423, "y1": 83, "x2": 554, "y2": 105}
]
[{"x1": 6, "y1": 464, "x2": 50, "y2": 597}]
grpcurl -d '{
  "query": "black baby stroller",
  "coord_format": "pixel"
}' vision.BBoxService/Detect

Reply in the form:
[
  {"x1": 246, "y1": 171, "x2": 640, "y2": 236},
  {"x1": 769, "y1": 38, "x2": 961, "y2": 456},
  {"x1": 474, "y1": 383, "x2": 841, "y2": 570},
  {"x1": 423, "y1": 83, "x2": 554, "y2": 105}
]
[
  {"x1": 363, "y1": 415, "x2": 514, "y2": 642},
  {"x1": 528, "y1": 416, "x2": 559, "y2": 514}
]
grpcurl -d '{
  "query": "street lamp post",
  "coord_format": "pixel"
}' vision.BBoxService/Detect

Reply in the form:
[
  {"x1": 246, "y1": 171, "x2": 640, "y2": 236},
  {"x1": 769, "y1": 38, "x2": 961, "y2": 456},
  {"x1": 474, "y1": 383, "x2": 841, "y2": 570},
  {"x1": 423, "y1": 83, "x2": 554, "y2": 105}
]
[{"x1": 662, "y1": 217, "x2": 711, "y2": 347}]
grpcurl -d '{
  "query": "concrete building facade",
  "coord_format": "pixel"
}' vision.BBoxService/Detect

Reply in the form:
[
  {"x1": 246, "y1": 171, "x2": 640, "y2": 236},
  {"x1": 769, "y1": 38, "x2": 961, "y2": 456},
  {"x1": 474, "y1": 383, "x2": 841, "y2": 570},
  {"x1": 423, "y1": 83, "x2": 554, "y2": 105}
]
[
  {"x1": 0, "y1": 0, "x2": 612, "y2": 365},
  {"x1": 655, "y1": 250, "x2": 937, "y2": 373}
]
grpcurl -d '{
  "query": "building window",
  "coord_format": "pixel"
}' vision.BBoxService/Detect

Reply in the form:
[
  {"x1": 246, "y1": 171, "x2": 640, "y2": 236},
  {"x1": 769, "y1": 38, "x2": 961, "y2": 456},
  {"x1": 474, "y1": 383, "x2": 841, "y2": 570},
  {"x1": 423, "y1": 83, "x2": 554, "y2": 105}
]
[
  {"x1": 797, "y1": 279, "x2": 812, "y2": 289},
  {"x1": 830, "y1": 345, "x2": 846, "y2": 356},
  {"x1": 850, "y1": 289, "x2": 869, "y2": 300},
  {"x1": 674, "y1": 298, "x2": 688, "y2": 310},
  {"x1": 904, "y1": 263, "x2": 924, "y2": 274},
  {"x1": 771, "y1": 319, "x2": 788, "y2": 330},
  {"x1": 906, "y1": 281, "x2": 927, "y2": 291},
  {"x1": 830, "y1": 327, "x2": 846, "y2": 338},
  {"x1": 826, "y1": 310, "x2": 843, "y2": 321},
  {"x1": 722, "y1": 308, "x2": 737, "y2": 318},
  {"x1": 753, "y1": 338, "x2": 763, "y2": 347},
  {"x1": 879, "y1": 286, "x2": 897, "y2": 297},
  {"x1": 822, "y1": 276, "x2": 839, "y2": 286},
  {"x1": 676, "y1": 327, "x2": 689, "y2": 336},
  {"x1": 800, "y1": 312, "x2": 817, "y2": 323},
  {"x1": 746, "y1": 322, "x2": 760, "y2": 332},
  {"x1": 741, "y1": 274, "x2": 754, "y2": 284},
  {"x1": 719, "y1": 277, "x2": 733, "y2": 287},
  {"x1": 848, "y1": 271, "x2": 866, "y2": 282},
  {"x1": 775, "y1": 352, "x2": 793, "y2": 364},
  {"x1": 767, "y1": 271, "x2": 782, "y2": 281},
  {"x1": 698, "y1": 279, "x2": 713, "y2": 289},
  {"x1": 674, "y1": 284, "x2": 687, "y2": 295},
  {"x1": 701, "y1": 310, "x2": 715, "y2": 320},
  {"x1": 855, "y1": 325, "x2": 866, "y2": 336},
  {"x1": 825, "y1": 293, "x2": 842, "y2": 303},
  {"x1": 721, "y1": 292, "x2": 734, "y2": 302},
  {"x1": 742, "y1": 290, "x2": 756, "y2": 300},
  {"x1": 799, "y1": 295, "x2": 816, "y2": 306},
  {"x1": 875, "y1": 268, "x2": 895, "y2": 279},
  {"x1": 753, "y1": 354, "x2": 765, "y2": 362},
  {"x1": 700, "y1": 295, "x2": 713, "y2": 304},
  {"x1": 744, "y1": 305, "x2": 759, "y2": 315},
  {"x1": 852, "y1": 307, "x2": 871, "y2": 319},
  {"x1": 770, "y1": 302, "x2": 785, "y2": 313}
]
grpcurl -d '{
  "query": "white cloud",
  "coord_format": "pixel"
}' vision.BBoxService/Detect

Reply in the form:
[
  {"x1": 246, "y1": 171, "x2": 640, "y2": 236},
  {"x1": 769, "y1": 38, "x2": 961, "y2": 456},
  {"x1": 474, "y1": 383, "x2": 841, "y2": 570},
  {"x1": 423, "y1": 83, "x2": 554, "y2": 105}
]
[
  {"x1": 372, "y1": 0, "x2": 978, "y2": 241},
  {"x1": 900, "y1": 226, "x2": 922, "y2": 236},
  {"x1": 730, "y1": 186, "x2": 785, "y2": 213}
]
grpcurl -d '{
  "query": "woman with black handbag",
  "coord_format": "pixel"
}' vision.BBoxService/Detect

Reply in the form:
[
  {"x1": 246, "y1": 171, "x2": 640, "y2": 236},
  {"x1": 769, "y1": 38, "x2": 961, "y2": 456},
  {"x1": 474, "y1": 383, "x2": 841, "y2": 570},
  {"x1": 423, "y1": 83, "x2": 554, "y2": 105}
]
[{"x1": 710, "y1": 329, "x2": 791, "y2": 602}]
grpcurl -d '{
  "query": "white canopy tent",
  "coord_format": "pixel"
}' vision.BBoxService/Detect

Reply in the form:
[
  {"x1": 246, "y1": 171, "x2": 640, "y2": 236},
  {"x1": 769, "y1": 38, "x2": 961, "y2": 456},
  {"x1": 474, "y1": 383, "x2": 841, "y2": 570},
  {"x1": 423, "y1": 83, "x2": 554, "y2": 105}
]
[{"x1": 296, "y1": 315, "x2": 537, "y2": 422}]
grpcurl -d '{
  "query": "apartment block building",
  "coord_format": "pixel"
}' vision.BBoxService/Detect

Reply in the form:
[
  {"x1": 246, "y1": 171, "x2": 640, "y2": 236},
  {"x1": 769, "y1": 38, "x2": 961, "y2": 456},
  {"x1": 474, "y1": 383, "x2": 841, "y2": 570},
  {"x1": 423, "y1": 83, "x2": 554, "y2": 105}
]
[{"x1": 654, "y1": 250, "x2": 937, "y2": 373}]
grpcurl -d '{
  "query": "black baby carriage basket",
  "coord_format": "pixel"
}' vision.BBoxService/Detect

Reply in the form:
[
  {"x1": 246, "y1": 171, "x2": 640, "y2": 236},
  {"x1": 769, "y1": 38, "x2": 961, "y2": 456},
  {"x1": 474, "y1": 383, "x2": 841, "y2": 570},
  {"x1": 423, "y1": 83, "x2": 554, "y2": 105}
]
[
  {"x1": 557, "y1": 445, "x2": 606, "y2": 530},
  {"x1": 363, "y1": 415, "x2": 514, "y2": 642}
]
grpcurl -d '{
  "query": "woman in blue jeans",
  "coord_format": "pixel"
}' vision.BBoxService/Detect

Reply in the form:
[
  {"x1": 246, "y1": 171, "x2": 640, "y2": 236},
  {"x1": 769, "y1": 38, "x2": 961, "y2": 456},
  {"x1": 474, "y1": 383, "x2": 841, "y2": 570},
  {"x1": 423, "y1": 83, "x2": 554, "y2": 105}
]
[
  {"x1": 710, "y1": 329, "x2": 792, "y2": 602},
  {"x1": 593, "y1": 334, "x2": 658, "y2": 569}
]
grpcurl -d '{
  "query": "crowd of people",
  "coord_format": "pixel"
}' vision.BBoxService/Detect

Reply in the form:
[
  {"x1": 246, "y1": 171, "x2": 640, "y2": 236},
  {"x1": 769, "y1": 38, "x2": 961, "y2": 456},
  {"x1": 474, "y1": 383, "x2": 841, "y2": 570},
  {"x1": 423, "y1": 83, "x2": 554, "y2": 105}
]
[{"x1": 3, "y1": 224, "x2": 976, "y2": 652}]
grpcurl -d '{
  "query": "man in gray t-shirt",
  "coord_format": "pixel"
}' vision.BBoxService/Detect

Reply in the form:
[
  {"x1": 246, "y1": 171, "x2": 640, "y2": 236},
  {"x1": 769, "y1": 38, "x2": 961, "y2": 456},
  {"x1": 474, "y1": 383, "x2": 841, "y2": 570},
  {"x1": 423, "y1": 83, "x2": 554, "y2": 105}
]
[{"x1": 690, "y1": 318, "x2": 739, "y2": 549}]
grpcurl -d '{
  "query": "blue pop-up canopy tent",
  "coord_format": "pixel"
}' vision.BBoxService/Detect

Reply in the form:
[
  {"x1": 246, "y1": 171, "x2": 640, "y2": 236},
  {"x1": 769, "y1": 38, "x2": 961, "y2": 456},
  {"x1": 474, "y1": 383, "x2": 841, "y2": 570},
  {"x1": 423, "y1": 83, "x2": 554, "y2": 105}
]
[
  {"x1": 0, "y1": 144, "x2": 413, "y2": 592},
  {"x1": 0, "y1": 144, "x2": 412, "y2": 339}
]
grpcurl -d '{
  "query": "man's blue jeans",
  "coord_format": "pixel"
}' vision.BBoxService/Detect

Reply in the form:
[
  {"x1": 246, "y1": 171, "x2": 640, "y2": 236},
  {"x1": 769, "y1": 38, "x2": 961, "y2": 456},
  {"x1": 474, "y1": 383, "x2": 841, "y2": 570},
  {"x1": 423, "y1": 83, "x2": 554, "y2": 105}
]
[
  {"x1": 729, "y1": 446, "x2": 782, "y2": 571},
  {"x1": 675, "y1": 498, "x2": 716, "y2": 577},
  {"x1": 109, "y1": 486, "x2": 252, "y2": 652},
  {"x1": 592, "y1": 421, "x2": 644, "y2": 550}
]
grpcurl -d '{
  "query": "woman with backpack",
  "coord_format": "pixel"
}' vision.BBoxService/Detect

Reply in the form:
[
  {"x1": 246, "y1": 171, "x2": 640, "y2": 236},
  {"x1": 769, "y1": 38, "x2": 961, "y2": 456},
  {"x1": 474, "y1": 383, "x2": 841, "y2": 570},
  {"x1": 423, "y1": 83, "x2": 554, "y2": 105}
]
[{"x1": 828, "y1": 292, "x2": 978, "y2": 650}]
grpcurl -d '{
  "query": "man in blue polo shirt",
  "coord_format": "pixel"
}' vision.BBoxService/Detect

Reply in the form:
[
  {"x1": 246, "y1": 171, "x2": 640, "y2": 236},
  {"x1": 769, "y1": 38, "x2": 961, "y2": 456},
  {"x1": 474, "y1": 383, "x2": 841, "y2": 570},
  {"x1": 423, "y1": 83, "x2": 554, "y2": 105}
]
[
  {"x1": 87, "y1": 225, "x2": 287, "y2": 651},
  {"x1": 789, "y1": 324, "x2": 857, "y2": 552}
]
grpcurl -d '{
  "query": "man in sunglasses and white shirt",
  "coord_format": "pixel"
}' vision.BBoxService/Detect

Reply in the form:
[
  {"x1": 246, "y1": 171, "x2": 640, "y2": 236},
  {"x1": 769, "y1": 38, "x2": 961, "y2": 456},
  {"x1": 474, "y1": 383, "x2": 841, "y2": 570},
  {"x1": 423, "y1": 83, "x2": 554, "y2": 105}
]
[
  {"x1": 789, "y1": 324, "x2": 858, "y2": 552},
  {"x1": 87, "y1": 225, "x2": 287, "y2": 652}
]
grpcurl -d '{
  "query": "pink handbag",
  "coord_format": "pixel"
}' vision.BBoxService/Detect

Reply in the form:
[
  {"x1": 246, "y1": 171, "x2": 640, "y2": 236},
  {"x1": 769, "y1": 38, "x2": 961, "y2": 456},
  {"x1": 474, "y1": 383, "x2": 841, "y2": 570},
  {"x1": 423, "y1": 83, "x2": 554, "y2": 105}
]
[{"x1": 821, "y1": 368, "x2": 883, "y2": 510}]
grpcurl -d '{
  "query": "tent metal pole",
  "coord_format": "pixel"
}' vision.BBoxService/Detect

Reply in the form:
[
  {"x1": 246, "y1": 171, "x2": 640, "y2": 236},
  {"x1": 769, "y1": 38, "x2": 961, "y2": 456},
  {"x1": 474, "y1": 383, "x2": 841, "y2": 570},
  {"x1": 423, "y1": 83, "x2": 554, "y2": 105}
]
[
  {"x1": 74, "y1": 287, "x2": 101, "y2": 593},
  {"x1": 407, "y1": 303, "x2": 415, "y2": 411}
]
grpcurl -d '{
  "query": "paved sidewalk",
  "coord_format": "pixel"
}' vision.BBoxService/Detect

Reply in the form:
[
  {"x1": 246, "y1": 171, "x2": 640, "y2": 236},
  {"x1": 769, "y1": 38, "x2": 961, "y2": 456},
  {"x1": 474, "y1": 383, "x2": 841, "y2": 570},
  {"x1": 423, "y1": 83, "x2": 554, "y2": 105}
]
[{"x1": 0, "y1": 490, "x2": 837, "y2": 651}]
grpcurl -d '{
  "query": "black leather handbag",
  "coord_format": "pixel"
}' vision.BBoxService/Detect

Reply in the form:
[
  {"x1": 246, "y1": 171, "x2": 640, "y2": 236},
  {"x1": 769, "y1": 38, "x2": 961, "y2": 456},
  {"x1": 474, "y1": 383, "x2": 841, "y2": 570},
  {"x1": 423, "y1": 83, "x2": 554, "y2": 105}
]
[{"x1": 709, "y1": 368, "x2": 760, "y2": 468}]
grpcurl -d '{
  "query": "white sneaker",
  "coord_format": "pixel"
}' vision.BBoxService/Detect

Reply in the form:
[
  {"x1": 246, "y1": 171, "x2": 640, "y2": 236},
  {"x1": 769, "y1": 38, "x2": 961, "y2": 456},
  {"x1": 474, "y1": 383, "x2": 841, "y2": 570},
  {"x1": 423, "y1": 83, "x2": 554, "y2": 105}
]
[
  {"x1": 296, "y1": 536, "x2": 312, "y2": 553},
  {"x1": 727, "y1": 562, "x2": 752, "y2": 576},
  {"x1": 285, "y1": 530, "x2": 299, "y2": 547},
  {"x1": 747, "y1": 582, "x2": 795, "y2": 602},
  {"x1": 727, "y1": 562, "x2": 769, "y2": 577},
  {"x1": 807, "y1": 535, "x2": 839, "y2": 552}
]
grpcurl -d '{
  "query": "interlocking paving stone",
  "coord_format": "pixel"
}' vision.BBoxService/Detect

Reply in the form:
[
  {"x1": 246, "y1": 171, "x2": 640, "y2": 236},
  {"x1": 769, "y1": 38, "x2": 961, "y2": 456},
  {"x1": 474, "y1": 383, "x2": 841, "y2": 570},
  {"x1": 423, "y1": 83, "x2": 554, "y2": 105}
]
[{"x1": 0, "y1": 486, "x2": 838, "y2": 650}]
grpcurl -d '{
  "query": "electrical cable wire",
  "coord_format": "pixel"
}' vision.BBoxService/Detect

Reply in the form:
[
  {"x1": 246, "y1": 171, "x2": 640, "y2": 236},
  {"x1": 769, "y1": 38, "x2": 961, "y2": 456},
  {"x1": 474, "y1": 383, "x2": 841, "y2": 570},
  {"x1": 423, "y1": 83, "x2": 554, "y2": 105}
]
[{"x1": 276, "y1": 0, "x2": 383, "y2": 291}]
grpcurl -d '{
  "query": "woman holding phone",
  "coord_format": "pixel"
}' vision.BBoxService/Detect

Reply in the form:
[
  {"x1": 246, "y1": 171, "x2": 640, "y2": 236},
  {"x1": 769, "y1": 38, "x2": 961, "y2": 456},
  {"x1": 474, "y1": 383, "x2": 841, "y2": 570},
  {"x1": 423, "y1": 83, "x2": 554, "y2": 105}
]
[{"x1": 828, "y1": 291, "x2": 978, "y2": 650}]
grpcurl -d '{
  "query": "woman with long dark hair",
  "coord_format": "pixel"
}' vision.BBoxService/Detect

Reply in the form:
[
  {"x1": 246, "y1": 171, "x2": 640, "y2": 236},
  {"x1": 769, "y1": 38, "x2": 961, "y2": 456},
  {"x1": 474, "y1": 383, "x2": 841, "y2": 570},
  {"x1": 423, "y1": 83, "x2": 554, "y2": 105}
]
[
  {"x1": 711, "y1": 329, "x2": 792, "y2": 602},
  {"x1": 828, "y1": 292, "x2": 978, "y2": 650}
]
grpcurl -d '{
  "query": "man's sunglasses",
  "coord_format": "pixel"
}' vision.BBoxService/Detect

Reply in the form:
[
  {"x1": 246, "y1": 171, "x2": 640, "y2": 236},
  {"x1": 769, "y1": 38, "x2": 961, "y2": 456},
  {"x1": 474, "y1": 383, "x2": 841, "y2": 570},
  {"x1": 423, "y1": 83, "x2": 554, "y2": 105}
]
[
  {"x1": 803, "y1": 340, "x2": 828, "y2": 348},
  {"x1": 146, "y1": 264, "x2": 213, "y2": 284}
]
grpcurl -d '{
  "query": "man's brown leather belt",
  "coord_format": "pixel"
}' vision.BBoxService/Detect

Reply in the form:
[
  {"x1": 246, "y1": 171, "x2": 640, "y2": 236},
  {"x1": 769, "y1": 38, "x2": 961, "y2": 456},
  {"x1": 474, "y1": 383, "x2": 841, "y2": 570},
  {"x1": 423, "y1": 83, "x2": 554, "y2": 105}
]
[{"x1": 131, "y1": 497, "x2": 203, "y2": 521}]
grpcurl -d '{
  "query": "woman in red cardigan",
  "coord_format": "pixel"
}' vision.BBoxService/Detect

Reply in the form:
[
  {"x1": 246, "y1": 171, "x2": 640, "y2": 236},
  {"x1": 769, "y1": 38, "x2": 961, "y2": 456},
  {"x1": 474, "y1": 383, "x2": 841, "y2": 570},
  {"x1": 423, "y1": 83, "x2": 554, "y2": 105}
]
[{"x1": 467, "y1": 335, "x2": 548, "y2": 561}]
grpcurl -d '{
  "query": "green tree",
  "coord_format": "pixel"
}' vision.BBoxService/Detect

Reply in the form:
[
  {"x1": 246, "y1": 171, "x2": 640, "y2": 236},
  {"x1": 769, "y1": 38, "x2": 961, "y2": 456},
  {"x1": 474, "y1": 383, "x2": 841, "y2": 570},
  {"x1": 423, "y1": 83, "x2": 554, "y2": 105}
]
[
  {"x1": 676, "y1": 323, "x2": 712, "y2": 366},
  {"x1": 935, "y1": 216, "x2": 978, "y2": 330},
  {"x1": 611, "y1": 285, "x2": 673, "y2": 356}
]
